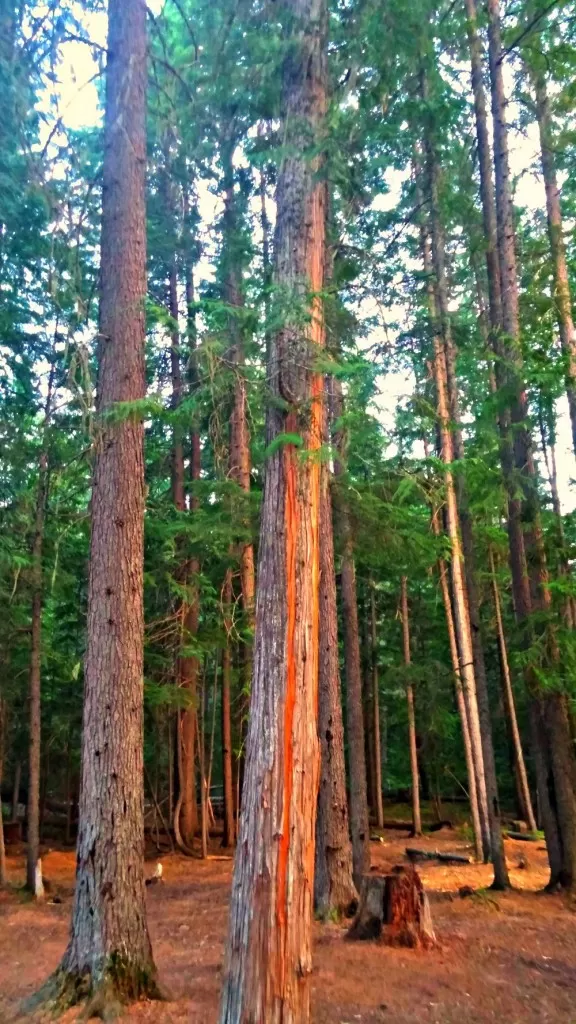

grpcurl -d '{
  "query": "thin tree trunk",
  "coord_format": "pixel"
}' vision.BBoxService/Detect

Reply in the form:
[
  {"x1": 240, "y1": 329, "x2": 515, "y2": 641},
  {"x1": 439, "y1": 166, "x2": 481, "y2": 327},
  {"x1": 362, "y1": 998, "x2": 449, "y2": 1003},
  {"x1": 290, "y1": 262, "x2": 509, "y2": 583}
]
[
  {"x1": 314, "y1": 450, "x2": 357, "y2": 917},
  {"x1": 422, "y1": 120, "x2": 499, "y2": 869},
  {"x1": 26, "y1": 355, "x2": 55, "y2": 894},
  {"x1": 529, "y1": 61, "x2": 576, "y2": 458},
  {"x1": 420, "y1": 217, "x2": 485, "y2": 864},
  {"x1": 199, "y1": 663, "x2": 208, "y2": 860},
  {"x1": 38, "y1": 1, "x2": 160, "y2": 1010},
  {"x1": 431, "y1": 508, "x2": 483, "y2": 861},
  {"x1": 401, "y1": 578, "x2": 421, "y2": 837},
  {"x1": 219, "y1": 0, "x2": 327, "y2": 1016},
  {"x1": 487, "y1": 0, "x2": 576, "y2": 891},
  {"x1": 489, "y1": 549, "x2": 537, "y2": 832},
  {"x1": 177, "y1": 230, "x2": 201, "y2": 848},
  {"x1": 222, "y1": 136, "x2": 256, "y2": 673},
  {"x1": 11, "y1": 760, "x2": 20, "y2": 822},
  {"x1": 0, "y1": 699, "x2": 7, "y2": 888},
  {"x1": 370, "y1": 585, "x2": 384, "y2": 829},
  {"x1": 221, "y1": 571, "x2": 236, "y2": 848},
  {"x1": 169, "y1": 240, "x2": 199, "y2": 847},
  {"x1": 332, "y1": 386, "x2": 370, "y2": 887}
]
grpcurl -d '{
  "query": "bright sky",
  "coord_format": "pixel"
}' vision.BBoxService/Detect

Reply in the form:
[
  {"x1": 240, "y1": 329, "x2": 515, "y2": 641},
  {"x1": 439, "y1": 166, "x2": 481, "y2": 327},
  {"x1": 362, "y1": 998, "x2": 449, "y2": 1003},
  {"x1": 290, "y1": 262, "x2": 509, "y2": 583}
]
[{"x1": 48, "y1": 3, "x2": 576, "y2": 513}]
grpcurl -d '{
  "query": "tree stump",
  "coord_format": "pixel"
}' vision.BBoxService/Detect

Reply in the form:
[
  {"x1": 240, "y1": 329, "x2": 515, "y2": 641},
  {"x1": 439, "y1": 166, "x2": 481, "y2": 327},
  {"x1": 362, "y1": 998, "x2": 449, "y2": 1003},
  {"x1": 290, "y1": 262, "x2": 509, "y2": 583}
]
[
  {"x1": 347, "y1": 866, "x2": 436, "y2": 948},
  {"x1": 3, "y1": 821, "x2": 22, "y2": 844}
]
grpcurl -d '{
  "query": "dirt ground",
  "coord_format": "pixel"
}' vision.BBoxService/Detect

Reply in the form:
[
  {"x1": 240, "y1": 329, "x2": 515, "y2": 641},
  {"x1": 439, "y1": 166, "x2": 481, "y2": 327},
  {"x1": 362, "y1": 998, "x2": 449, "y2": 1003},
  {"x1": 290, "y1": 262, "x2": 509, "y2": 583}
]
[{"x1": 1, "y1": 822, "x2": 575, "y2": 1023}]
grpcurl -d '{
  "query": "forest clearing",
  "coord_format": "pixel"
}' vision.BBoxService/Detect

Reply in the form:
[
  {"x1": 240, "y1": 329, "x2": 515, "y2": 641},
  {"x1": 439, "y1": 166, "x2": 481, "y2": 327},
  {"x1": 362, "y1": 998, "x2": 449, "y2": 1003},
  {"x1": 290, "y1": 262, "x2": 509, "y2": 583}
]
[
  {"x1": 2, "y1": 818, "x2": 576, "y2": 1024},
  {"x1": 2, "y1": 0, "x2": 576, "y2": 1020}
]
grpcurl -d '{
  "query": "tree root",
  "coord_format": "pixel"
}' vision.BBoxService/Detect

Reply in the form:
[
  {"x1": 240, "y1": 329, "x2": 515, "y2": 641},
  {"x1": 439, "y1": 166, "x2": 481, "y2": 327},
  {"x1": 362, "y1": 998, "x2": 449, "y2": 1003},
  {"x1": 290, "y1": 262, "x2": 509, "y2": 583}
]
[{"x1": 22, "y1": 956, "x2": 166, "y2": 1021}]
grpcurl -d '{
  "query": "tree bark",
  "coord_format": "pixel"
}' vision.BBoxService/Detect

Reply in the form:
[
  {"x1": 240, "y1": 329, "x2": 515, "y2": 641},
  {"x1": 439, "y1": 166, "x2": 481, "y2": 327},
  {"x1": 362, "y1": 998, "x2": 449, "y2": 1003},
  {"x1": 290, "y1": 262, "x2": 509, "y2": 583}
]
[
  {"x1": 528, "y1": 61, "x2": 576, "y2": 458},
  {"x1": 487, "y1": 0, "x2": 576, "y2": 892},
  {"x1": 489, "y1": 548, "x2": 537, "y2": 833},
  {"x1": 400, "y1": 578, "x2": 421, "y2": 837},
  {"x1": 36, "y1": 2, "x2": 160, "y2": 1012},
  {"x1": 219, "y1": 0, "x2": 327, "y2": 1017}
]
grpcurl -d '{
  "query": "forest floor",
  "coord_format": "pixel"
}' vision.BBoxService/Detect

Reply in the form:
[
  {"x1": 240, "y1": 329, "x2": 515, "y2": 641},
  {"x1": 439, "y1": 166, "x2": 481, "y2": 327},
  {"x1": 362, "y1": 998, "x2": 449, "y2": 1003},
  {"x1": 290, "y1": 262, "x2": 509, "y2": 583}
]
[{"x1": 1, "y1": 811, "x2": 576, "y2": 1023}]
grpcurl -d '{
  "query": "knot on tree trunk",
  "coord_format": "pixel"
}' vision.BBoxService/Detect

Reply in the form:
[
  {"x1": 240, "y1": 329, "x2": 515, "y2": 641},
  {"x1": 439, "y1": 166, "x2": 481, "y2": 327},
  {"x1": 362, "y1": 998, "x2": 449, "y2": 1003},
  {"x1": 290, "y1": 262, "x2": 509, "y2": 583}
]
[{"x1": 347, "y1": 865, "x2": 436, "y2": 949}]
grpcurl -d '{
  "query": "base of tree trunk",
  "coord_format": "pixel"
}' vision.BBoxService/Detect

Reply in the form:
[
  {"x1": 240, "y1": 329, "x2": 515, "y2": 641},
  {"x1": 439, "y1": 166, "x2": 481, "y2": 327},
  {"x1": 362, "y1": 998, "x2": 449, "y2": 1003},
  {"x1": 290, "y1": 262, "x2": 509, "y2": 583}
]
[
  {"x1": 24, "y1": 957, "x2": 165, "y2": 1020},
  {"x1": 347, "y1": 866, "x2": 436, "y2": 948}
]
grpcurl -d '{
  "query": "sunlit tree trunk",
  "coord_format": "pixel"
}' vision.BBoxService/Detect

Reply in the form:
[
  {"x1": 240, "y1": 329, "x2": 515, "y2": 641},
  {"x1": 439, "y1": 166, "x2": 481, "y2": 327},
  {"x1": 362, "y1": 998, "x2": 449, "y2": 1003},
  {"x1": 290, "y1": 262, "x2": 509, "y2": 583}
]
[
  {"x1": 38, "y1": 2, "x2": 161, "y2": 1011},
  {"x1": 219, "y1": 0, "x2": 327, "y2": 1017}
]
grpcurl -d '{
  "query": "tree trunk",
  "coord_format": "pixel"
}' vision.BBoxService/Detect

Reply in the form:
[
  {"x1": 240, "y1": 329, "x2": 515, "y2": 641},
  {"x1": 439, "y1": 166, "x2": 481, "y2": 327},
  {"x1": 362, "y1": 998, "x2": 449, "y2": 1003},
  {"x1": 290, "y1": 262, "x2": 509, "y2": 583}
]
[
  {"x1": 26, "y1": 355, "x2": 55, "y2": 894},
  {"x1": 434, "y1": 533, "x2": 483, "y2": 862},
  {"x1": 314, "y1": 450, "x2": 357, "y2": 918},
  {"x1": 0, "y1": 699, "x2": 7, "y2": 888},
  {"x1": 419, "y1": 219, "x2": 485, "y2": 863},
  {"x1": 361, "y1": 590, "x2": 375, "y2": 814},
  {"x1": 221, "y1": 571, "x2": 236, "y2": 849},
  {"x1": 489, "y1": 548, "x2": 537, "y2": 833},
  {"x1": 428, "y1": 197, "x2": 508, "y2": 881},
  {"x1": 11, "y1": 760, "x2": 20, "y2": 822},
  {"x1": 333, "y1": 415, "x2": 370, "y2": 887},
  {"x1": 400, "y1": 578, "x2": 421, "y2": 837},
  {"x1": 487, "y1": 0, "x2": 576, "y2": 892},
  {"x1": 529, "y1": 61, "x2": 576, "y2": 458},
  {"x1": 169, "y1": 237, "x2": 199, "y2": 848},
  {"x1": 423, "y1": 124, "x2": 494, "y2": 866},
  {"x1": 222, "y1": 134, "x2": 256, "y2": 691},
  {"x1": 36, "y1": 2, "x2": 160, "y2": 1012},
  {"x1": 370, "y1": 586, "x2": 384, "y2": 829},
  {"x1": 219, "y1": 0, "x2": 327, "y2": 1017},
  {"x1": 177, "y1": 230, "x2": 202, "y2": 848}
]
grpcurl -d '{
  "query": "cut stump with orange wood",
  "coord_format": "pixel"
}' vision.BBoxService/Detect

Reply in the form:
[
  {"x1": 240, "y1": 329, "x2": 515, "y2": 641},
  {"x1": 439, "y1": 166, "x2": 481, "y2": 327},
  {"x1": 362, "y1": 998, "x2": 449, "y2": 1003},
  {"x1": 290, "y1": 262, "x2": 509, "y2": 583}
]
[{"x1": 347, "y1": 866, "x2": 436, "y2": 948}]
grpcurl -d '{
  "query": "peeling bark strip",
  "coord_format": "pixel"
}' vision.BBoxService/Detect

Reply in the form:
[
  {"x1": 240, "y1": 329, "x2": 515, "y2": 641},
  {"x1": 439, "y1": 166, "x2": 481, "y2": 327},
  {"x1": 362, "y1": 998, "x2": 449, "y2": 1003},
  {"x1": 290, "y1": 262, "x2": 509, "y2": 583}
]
[
  {"x1": 34, "y1": 0, "x2": 160, "y2": 1012},
  {"x1": 219, "y1": 0, "x2": 327, "y2": 1020}
]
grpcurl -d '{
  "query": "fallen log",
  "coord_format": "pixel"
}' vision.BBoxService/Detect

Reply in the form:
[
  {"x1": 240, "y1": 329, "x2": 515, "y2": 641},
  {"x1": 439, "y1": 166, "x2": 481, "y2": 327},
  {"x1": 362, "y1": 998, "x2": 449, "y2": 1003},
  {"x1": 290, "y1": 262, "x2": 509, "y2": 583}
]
[
  {"x1": 503, "y1": 830, "x2": 540, "y2": 843},
  {"x1": 370, "y1": 819, "x2": 453, "y2": 835},
  {"x1": 348, "y1": 866, "x2": 435, "y2": 948},
  {"x1": 405, "y1": 847, "x2": 470, "y2": 865}
]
